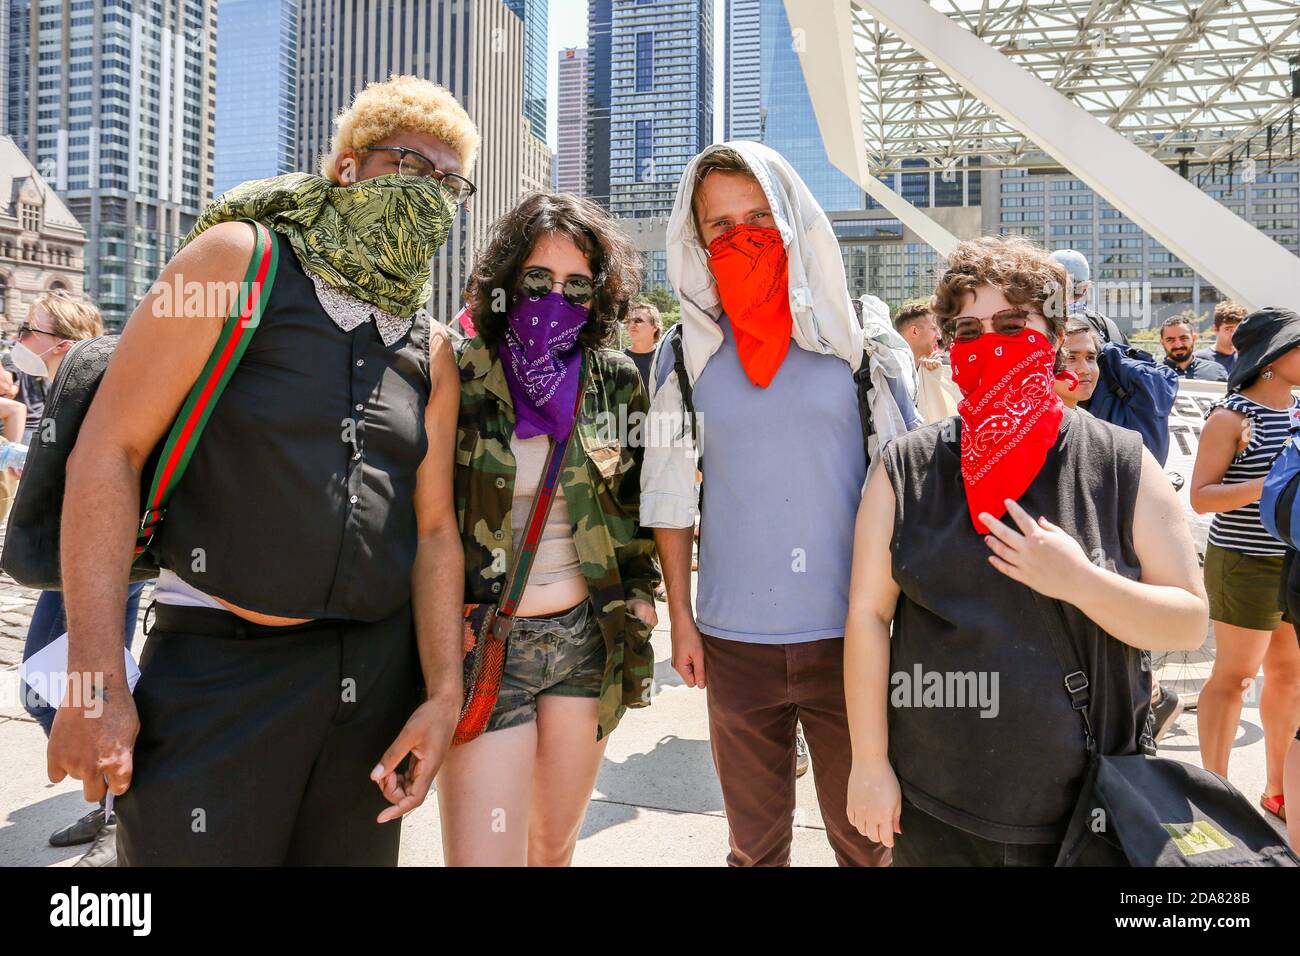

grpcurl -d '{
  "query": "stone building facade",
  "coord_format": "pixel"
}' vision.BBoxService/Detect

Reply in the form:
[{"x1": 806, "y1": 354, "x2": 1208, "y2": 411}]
[{"x1": 0, "y1": 136, "x2": 86, "y2": 334}]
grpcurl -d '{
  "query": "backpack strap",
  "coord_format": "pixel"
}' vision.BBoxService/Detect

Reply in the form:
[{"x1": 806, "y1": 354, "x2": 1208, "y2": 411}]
[
  {"x1": 1029, "y1": 591, "x2": 1097, "y2": 755},
  {"x1": 668, "y1": 325, "x2": 704, "y2": 522},
  {"x1": 135, "y1": 219, "x2": 279, "y2": 557},
  {"x1": 853, "y1": 348, "x2": 874, "y2": 454},
  {"x1": 669, "y1": 327, "x2": 697, "y2": 454}
]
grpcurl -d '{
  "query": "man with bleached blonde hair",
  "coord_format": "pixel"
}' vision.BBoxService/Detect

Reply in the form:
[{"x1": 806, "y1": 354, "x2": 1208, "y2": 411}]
[{"x1": 50, "y1": 75, "x2": 476, "y2": 866}]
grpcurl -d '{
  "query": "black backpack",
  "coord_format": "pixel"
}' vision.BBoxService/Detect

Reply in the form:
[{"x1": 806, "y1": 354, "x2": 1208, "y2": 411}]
[{"x1": 1, "y1": 219, "x2": 278, "y2": 589}]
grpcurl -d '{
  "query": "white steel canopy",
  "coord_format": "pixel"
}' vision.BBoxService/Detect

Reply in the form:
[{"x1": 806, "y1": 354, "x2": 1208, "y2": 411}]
[
  {"x1": 787, "y1": 0, "x2": 1300, "y2": 310},
  {"x1": 850, "y1": 0, "x2": 1300, "y2": 176}
]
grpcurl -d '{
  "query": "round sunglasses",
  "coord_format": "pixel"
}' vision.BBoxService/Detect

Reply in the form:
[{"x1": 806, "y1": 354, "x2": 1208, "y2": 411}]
[
  {"x1": 520, "y1": 268, "x2": 594, "y2": 307},
  {"x1": 945, "y1": 308, "x2": 1045, "y2": 344}
]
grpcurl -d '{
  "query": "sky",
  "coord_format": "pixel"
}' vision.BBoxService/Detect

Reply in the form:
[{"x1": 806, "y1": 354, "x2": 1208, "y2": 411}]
[{"x1": 544, "y1": 0, "x2": 726, "y2": 150}]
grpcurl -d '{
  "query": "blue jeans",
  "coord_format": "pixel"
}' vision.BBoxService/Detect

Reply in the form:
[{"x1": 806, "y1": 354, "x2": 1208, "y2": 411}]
[{"x1": 21, "y1": 581, "x2": 149, "y2": 736}]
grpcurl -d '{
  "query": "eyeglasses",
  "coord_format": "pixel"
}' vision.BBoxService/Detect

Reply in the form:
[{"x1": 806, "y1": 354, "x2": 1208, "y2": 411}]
[
  {"x1": 520, "y1": 268, "x2": 595, "y2": 307},
  {"x1": 15, "y1": 322, "x2": 63, "y2": 340},
  {"x1": 945, "y1": 308, "x2": 1045, "y2": 344},
  {"x1": 357, "y1": 146, "x2": 477, "y2": 204}
]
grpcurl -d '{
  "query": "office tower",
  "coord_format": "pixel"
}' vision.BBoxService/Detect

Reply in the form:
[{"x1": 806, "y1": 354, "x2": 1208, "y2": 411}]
[
  {"x1": 988, "y1": 163, "x2": 1300, "y2": 331},
  {"x1": 213, "y1": 0, "x2": 298, "y2": 197},
  {"x1": 17, "y1": 0, "x2": 217, "y2": 330},
  {"x1": 555, "y1": 46, "x2": 587, "y2": 195},
  {"x1": 833, "y1": 159, "x2": 984, "y2": 308},
  {"x1": 502, "y1": 0, "x2": 547, "y2": 141},
  {"x1": 605, "y1": 0, "x2": 713, "y2": 289},
  {"x1": 521, "y1": 116, "x2": 553, "y2": 194},
  {"x1": 298, "y1": 0, "x2": 549, "y2": 323},
  {"x1": 724, "y1": 0, "x2": 862, "y2": 213},
  {"x1": 585, "y1": 0, "x2": 612, "y2": 206},
  {"x1": 1, "y1": 1, "x2": 32, "y2": 148},
  {"x1": 0, "y1": 2, "x2": 12, "y2": 139}
]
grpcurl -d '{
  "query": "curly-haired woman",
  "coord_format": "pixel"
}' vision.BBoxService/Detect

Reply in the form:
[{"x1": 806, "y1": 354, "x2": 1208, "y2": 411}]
[
  {"x1": 843, "y1": 236, "x2": 1207, "y2": 866},
  {"x1": 437, "y1": 192, "x2": 661, "y2": 866}
]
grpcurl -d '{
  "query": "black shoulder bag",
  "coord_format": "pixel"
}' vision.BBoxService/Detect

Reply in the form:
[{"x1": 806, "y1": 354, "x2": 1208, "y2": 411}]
[{"x1": 1031, "y1": 593, "x2": 1297, "y2": 866}]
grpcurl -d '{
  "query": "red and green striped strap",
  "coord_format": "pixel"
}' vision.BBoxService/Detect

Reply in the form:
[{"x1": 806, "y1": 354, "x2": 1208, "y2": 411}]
[
  {"x1": 134, "y1": 219, "x2": 278, "y2": 558},
  {"x1": 496, "y1": 359, "x2": 588, "y2": 619}
]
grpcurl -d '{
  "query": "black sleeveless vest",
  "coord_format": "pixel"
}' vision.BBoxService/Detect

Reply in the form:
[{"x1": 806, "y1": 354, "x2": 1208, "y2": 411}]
[
  {"x1": 153, "y1": 241, "x2": 431, "y2": 621},
  {"x1": 882, "y1": 409, "x2": 1153, "y2": 844}
]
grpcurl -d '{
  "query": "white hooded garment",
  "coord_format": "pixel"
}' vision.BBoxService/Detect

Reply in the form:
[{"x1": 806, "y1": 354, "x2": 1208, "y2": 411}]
[{"x1": 640, "y1": 140, "x2": 918, "y2": 530}]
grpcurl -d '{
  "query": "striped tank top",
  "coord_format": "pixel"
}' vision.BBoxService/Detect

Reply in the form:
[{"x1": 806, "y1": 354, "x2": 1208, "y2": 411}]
[{"x1": 1206, "y1": 393, "x2": 1300, "y2": 557}]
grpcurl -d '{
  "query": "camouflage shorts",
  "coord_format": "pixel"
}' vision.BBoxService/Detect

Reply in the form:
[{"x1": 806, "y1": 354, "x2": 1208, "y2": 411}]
[{"x1": 486, "y1": 599, "x2": 606, "y2": 733}]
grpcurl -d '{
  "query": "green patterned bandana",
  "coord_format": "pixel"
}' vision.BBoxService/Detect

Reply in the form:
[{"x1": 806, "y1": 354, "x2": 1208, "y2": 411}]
[{"x1": 185, "y1": 172, "x2": 454, "y2": 316}]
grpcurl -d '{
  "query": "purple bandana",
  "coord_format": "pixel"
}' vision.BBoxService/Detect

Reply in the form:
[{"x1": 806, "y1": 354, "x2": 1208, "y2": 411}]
[{"x1": 500, "y1": 292, "x2": 589, "y2": 440}]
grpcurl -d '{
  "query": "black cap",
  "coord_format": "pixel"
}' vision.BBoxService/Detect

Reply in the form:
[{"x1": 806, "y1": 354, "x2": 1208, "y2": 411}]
[{"x1": 1228, "y1": 307, "x2": 1300, "y2": 391}]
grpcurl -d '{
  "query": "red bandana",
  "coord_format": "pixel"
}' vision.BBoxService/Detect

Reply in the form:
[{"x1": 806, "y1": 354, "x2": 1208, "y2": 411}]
[
  {"x1": 950, "y1": 330, "x2": 1064, "y2": 533},
  {"x1": 707, "y1": 224, "x2": 793, "y2": 388}
]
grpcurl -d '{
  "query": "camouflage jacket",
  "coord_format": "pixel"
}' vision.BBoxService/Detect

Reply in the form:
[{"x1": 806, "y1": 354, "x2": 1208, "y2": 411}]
[{"x1": 455, "y1": 335, "x2": 661, "y2": 740}]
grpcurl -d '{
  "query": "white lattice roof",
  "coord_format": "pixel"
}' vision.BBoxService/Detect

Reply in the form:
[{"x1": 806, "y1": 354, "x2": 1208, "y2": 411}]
[{"x1": 853, "y1": 0, "x2": 1300, "y2": 174}]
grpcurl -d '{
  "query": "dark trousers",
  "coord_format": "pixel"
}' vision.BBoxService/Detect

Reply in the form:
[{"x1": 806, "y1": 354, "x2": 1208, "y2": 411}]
[
  {"x1": 115, "y1": 602, "x2": 421, "y2": 866},
  {"x1": 702, "y1": 633, "x2": 891, "y2": 867},
  {"x1": 892, "y1": 800, "x2": 1061, "y2": 867}
]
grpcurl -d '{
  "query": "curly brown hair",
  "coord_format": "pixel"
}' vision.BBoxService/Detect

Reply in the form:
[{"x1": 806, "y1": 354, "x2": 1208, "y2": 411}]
[
  {"x1": 1213, "y1": 300, "x2": 1248, "y2": 328},
  {"x1": 467, "y1": 192, "x2": 642, "y2": 351},
  {"x1": 930, "y1": 236, "x2": 1069, "y2": 340}
]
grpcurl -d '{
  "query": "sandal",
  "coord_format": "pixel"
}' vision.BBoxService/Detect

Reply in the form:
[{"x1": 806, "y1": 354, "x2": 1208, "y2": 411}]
[{"x1": 1261, "y1": 793, "x2": 1286, "y2": 821}]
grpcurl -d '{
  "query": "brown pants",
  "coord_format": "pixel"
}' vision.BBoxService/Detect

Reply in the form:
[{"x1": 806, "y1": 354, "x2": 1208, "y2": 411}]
[{"x1": 702, "y1": 633, "x2": 891, "y2": 867}]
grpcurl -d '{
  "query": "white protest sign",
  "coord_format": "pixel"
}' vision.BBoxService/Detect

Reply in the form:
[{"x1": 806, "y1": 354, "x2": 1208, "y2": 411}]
[{"x1": 1163, "y1": 379, "x2": 1226, "y2": 559}]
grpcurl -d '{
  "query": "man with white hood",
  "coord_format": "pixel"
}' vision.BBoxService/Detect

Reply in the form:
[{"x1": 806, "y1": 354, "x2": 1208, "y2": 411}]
[{"x1": 641, "y1": 142, "x2": 916, "y2": 866}]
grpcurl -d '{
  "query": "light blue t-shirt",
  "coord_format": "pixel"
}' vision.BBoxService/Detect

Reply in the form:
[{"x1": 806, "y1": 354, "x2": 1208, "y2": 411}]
[{"x1": 656, "y1": 316, "x2": 866, "y2": 644}]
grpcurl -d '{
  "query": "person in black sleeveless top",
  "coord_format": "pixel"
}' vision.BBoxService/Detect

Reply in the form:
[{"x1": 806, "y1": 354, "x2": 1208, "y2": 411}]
[
  {"x1": 844, "y1": 237, "x2": 1207, "y2": 866},
  {"x1": 50, "y1": 76, "x2": 478, "y2": 866}
]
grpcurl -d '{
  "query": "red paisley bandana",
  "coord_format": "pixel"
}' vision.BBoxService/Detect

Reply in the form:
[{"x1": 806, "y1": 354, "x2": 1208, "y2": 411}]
[
  {"x1": 707, "y1": 224, "x2": 793, "y2": 388},
  {"x1": 950, "y1": 330, "x2": 1064, "y2": 533}
]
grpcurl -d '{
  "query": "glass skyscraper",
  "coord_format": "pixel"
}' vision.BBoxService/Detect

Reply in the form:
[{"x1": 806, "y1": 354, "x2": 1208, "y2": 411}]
[
  {"x1": 213, "y1": 0, "x2": 297, "y2": 197},
  {"x1": 725, "y1": 0, "x2": 861, "y2": 213},
  {"x1": 19, "y1": 0, "x2": 216, "y2": 329},
  {"x1": 4, "y1": 1, "x2": 31, "y2": 151},
  {"x1": 586, "y1": 0, "x2": 613, "y2": 206},
  {"x1": 503, "y1": 0, "x2": 547, "y2": 141},
  {"x1": 607, "y1": 0, "x2": 712, "y2": 288},
  {"x1": 556, "y1": 47, "x2": 588, "y2": 195}
]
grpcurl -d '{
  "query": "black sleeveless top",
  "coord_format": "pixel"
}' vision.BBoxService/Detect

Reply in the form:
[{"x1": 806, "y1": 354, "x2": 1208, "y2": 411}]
[
  {"x1": 882, "y1": 409, "x2": 1154, "y2": 844},
  {"x1": 153, "y1": 240, "x2": 431, "y2": 621}
]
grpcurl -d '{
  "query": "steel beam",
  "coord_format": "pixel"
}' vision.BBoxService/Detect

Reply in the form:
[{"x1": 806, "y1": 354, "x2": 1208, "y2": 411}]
[
  {"x1": 834, "y1": 0, "x2": 1300, "y2": 310},
  {"x1": 784, "y1": 0, "x2": 960, "y2": 256}
]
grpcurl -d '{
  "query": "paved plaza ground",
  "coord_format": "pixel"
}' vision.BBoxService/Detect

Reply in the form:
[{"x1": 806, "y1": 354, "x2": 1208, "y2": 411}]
[{"x1": 0, "y1": 527, "x2": 1284, "y2": 866}]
